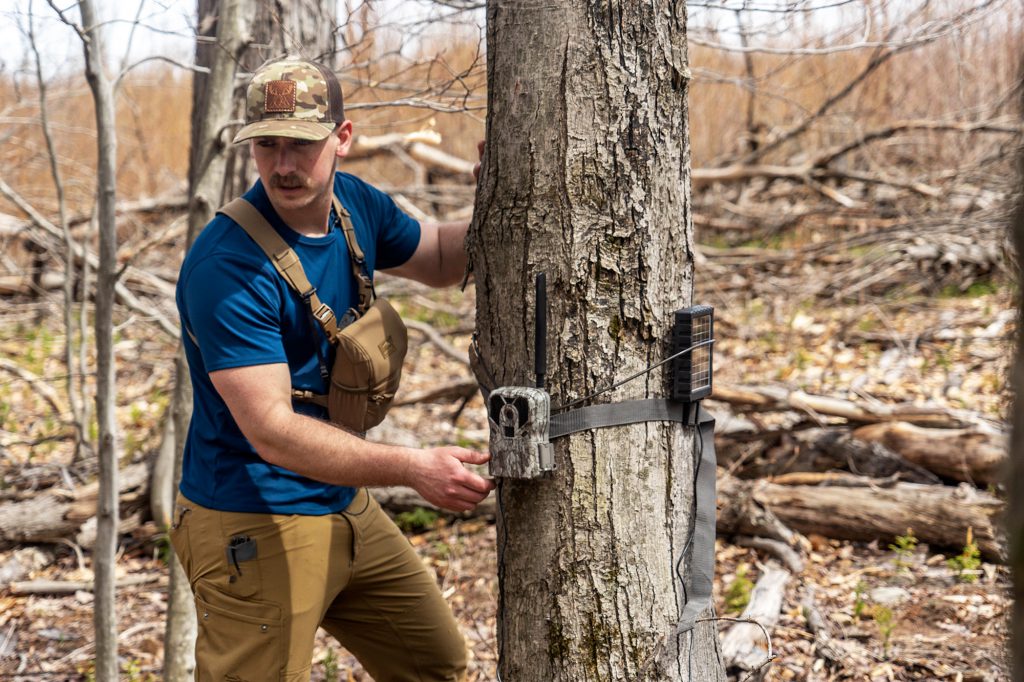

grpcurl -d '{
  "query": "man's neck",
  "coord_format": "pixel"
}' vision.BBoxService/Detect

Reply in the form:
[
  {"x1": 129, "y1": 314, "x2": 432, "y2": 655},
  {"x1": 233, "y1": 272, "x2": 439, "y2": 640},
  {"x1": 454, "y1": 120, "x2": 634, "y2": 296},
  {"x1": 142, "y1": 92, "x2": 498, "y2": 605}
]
[{"x1": 274, "y1": 196, "x2": 332, "y2": 238}]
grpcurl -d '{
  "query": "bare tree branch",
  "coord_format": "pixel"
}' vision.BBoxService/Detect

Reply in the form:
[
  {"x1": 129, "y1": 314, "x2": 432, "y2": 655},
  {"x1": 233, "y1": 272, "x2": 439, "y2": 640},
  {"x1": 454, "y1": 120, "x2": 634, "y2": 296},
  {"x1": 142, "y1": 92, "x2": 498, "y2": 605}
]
[
  {"x1": 691, "y1": 0, "x2": 1003, "y2": 55},
  {"x1": 0, "y1": 178, "x2": 179, "y2": 338}
]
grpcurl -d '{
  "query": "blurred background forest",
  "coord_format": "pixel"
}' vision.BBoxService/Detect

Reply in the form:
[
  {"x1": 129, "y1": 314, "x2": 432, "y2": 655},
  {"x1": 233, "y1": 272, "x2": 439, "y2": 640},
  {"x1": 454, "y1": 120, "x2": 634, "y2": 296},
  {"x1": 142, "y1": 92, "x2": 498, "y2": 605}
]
[{"x1": 0, "y1": 0, "x2": 1021, "y2": 680}]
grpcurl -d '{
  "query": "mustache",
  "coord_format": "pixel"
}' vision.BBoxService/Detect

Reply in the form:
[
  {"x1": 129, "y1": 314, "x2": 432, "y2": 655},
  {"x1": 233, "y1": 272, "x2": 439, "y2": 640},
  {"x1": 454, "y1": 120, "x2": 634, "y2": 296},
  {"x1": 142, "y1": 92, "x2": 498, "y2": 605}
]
[{"x1": 271, "y1": 173, "x2": 310, "y2": 189}]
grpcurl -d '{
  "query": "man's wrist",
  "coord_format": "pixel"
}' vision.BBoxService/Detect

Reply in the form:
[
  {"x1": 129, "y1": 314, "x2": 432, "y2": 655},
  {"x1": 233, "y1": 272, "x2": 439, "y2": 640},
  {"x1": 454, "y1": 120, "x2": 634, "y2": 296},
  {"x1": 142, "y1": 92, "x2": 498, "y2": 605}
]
[{"x1": 393, "y1": 446, "x2": 419, "y2": 487}]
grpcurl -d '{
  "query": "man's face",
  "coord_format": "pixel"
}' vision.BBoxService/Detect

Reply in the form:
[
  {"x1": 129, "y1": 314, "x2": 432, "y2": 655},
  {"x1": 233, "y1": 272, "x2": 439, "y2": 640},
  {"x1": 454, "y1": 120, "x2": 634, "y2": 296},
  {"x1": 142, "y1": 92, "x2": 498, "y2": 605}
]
[{"x1": 250, "y1": 123, "x2": 351, "y2": 215}]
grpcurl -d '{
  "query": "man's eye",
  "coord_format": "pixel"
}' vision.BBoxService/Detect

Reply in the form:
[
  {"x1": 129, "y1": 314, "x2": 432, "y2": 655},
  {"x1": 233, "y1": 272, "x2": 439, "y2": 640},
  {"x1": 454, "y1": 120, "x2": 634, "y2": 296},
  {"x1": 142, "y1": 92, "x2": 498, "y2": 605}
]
[{"x1": 256, "y1": 140, "x2": 275, "y2": 148}]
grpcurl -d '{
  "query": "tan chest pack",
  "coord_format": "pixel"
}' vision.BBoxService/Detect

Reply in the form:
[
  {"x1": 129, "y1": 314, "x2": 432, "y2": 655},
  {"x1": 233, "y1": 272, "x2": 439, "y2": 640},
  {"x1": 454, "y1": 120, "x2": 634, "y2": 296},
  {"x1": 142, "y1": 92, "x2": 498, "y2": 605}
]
[{"x1": 218, "y1": 196, "x2": 408, "y2": 433}]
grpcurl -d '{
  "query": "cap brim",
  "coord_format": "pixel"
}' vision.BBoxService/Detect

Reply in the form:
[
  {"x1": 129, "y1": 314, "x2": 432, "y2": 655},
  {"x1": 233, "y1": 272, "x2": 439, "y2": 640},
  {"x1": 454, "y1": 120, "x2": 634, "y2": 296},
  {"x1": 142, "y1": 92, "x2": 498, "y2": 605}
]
[{"x1": 232, "y1": 120, "x2": 336, "y2": 144}]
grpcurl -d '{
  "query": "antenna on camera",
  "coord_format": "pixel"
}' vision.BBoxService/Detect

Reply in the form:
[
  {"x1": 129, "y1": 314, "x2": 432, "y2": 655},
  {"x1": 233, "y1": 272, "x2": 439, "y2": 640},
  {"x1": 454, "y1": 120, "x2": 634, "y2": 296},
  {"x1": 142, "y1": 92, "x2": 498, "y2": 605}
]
[{"x1": 535, "y1": 272, "x2": 547, "y2": 390}]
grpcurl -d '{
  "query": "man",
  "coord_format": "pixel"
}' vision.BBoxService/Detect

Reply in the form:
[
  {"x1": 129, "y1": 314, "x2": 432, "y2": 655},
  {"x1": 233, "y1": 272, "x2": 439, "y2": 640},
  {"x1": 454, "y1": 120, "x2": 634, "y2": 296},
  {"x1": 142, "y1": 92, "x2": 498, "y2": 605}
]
[{"x1": 171, "y1": 56, "x2": 493, "y2": 682}]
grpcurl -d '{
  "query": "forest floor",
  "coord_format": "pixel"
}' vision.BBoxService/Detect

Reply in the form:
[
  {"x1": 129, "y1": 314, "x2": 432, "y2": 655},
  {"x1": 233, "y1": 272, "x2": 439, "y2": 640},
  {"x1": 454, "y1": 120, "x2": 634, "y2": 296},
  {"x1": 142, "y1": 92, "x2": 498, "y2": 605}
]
[{"x1": 0, "y1": 255, "x2": 1014, "y2": 681}]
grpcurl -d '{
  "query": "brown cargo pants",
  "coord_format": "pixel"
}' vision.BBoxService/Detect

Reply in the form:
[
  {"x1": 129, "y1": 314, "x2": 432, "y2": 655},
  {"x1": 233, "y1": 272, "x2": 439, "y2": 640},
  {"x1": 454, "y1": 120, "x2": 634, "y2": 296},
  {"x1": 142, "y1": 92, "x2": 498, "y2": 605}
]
[{"x1": 169, "y1": 489, "x2": 467, "y2": 682}]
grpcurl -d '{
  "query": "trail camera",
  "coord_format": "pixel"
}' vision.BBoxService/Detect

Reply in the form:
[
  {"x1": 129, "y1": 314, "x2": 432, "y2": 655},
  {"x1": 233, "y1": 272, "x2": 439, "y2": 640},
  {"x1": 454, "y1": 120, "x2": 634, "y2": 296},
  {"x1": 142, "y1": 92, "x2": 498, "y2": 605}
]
[{"x1": 487, "y1": 387, "x2": 554, "y2": 478}]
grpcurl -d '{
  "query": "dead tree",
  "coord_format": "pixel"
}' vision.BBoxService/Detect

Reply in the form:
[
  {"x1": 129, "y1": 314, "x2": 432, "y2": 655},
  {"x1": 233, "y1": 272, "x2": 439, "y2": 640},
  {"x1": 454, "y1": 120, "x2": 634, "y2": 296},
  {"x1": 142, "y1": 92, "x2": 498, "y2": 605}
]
[
  {"x1": 55, "y1": 0, "x2": 122, "y2": 678},
  {"x1": 469, "y1": 1, "x2": 725, "y2": 679},
  {"x1": 160, "y1": 2, "x2": 255, "y2": 676},
  {"x1": 160, "y1": 1, "x2": 339, "y2": 678},
  {"x1": 1007, "y1": 62, "x2": 1024, "y2": 682}
]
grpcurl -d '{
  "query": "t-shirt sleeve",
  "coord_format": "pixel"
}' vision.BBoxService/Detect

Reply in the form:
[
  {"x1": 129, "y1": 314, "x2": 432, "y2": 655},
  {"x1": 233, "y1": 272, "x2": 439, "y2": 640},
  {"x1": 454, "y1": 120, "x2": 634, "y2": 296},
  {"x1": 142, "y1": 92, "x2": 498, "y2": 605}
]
[
  {"x1": 356, "y1": 180, "x2": 421, "y2": 270},
  {"x1": 182, "y1": 253, "x2": 288, "y2": 373}
]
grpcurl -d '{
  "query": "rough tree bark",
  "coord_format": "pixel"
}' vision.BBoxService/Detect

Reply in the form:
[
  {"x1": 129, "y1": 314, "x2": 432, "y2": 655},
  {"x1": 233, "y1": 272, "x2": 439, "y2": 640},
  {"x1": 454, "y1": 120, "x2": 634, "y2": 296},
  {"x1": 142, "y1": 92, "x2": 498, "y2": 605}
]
[
  {"x1": 75, "y1": 1, "x2": 120, "y2": 679},
  {"x1": 1007, "y1": 62, "x2": 1024, "y2": 682},
  {"x1": 469, "y1": 1, "x2": 725, "y2": 679}
]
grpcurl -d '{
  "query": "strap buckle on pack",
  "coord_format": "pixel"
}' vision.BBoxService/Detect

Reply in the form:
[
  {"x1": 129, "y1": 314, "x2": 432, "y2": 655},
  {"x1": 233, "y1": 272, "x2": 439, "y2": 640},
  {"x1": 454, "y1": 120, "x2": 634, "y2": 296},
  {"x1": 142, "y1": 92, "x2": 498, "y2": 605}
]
[{"x1": 312, "y1": 302, "x2": 335, "y2": 327}]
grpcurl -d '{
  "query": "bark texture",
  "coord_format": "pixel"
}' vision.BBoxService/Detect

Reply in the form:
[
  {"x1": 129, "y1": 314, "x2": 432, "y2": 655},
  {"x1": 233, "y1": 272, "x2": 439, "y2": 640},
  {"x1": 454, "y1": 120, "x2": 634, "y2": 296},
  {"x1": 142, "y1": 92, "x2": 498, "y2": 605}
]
[
  {"x1": 164, "y1": 2, "x2": 258, "y2": 676},
  {"x1": 852, "y1": 421, "x2": 1005, "y2": 486},
  {"x1": 1007, "y1": 67, "x2": 1024, "y2": 682},
  {"x1": 469, "y1": 1, "x2": 724, "y2": 679}
]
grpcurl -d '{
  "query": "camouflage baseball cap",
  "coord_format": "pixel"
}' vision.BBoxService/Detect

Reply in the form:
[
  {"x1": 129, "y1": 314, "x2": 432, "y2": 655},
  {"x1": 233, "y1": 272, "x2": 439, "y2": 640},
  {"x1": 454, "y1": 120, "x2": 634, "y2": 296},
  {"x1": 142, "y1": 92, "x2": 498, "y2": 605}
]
[{"x1": 232, "y1": 57, "x2": 345, "y2": 144}]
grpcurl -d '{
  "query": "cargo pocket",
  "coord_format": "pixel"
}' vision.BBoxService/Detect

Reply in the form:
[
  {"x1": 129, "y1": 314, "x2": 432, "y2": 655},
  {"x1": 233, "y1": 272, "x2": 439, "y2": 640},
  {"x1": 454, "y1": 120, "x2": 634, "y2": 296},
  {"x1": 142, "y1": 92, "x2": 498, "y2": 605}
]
[{"x1": 194, "y1": 586, "x2": 283, "y2": 681}]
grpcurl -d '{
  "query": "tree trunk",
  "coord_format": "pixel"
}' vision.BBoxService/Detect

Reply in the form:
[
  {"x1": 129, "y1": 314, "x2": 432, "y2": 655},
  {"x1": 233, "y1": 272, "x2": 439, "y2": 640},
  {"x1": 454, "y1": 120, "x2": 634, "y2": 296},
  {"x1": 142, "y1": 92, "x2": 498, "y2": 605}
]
[
  {"x1": 163, "y1": 1, "x2": 256, "y2": 674},
  {"x1": 77, "y1": 2, "x2": 120, "y2": 679},
  {"x1": 27, "y1": 12, "x2": 87, "y2": 461},
  {"x1": 1006, "y1": 68, "x2": 1024, "y2": 682},
  {"x1": 162, "y1": 1, "x2": 339, "y2": 678},
  {"x1": 469, "y1": 2, "x2": 723, "y2": 680}
]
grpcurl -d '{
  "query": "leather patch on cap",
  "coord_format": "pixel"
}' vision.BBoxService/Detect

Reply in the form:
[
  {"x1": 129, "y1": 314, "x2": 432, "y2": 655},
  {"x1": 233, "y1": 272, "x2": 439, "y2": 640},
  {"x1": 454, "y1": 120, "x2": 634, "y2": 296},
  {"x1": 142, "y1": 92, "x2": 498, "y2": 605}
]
[{"x1": 264, "y1": 80, "x2": 296, "y2": 113}]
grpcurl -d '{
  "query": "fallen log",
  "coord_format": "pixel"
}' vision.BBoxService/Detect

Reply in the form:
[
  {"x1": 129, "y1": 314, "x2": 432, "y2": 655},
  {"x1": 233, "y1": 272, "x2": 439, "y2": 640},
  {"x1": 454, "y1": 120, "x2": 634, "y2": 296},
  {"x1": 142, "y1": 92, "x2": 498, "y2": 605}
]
[
  {"x1": 722, "y1": 426, "x2": 943, "y2": 485},
  {"x1": 718, "y1": 472, "x2": 1005, "y2": 561},
  {"x1": 0, "y1": 462, "x2": 150, "y2": 547},
  {"x1": 0, "y1": 442, "x2": 1003, "y2": 566},
  {"x1": 8, "y1": 573, "x2": 163, "y2": 596},
  {"x1": 347, "y1": 130, "x2": 442, "y2": 159},
  {"x1": 852, "y1": 421, "x2": 1006, "y2": 487},
  {"x1": 712, "y1": 383, "x2": 991, "y2": 429}
]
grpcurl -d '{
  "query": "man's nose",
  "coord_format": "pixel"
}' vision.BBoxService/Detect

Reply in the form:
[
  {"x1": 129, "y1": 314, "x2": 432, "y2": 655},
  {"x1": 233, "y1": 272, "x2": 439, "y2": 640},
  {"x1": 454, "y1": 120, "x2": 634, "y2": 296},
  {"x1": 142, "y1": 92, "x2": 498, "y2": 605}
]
[{"x1": 273, "y1": 145, "x2": 297, "y2": 172}]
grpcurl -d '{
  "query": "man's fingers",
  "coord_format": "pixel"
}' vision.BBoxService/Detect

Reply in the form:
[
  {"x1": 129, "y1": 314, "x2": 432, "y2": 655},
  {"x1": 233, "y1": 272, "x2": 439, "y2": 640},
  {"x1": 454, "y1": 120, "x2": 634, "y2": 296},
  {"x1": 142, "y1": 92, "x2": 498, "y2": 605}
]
[
  {"x1": 452, "y1": 448, "x2": 490, "y2": 465},
  {"x1": 449, "y1": 485, "x2": 492, "y2": 511},
  {"x1": 460, "y1": 472, "x2": 495, "y2": 496},
  {"x1": 472, "y1": 140, "x2": 485, "y2": 182}
]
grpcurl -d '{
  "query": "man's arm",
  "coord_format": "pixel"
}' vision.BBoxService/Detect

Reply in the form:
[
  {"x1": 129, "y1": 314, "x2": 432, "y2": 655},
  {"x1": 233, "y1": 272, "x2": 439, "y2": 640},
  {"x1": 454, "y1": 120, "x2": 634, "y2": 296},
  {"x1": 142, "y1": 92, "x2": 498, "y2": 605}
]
[
  {"x1": 381, "y1": 219, "x2": 469, "y2": 287},
  {"x1": 210, "y1": 362, "x2": 494, "y2": 512},
  {"x1": 382, "y1": 141, "x2": 482, "y2": 287}
]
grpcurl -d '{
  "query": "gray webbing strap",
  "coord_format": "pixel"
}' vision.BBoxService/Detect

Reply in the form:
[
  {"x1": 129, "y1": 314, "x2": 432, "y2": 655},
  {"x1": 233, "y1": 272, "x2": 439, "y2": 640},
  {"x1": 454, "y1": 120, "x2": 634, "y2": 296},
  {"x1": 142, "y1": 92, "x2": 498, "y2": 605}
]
[
  {"x1": 678, "y1": 410, "x2": 716, "y2": 633},
  {"x1": 548, "y1": 399, "x2": 716, "y2": 634}
]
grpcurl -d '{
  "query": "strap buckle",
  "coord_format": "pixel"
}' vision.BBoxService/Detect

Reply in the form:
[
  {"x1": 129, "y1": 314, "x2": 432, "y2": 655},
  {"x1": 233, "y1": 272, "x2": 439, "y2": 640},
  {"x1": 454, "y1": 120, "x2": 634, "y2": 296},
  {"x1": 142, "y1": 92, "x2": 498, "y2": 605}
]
[{"x1": 312, "y1": 303, "x2": 335, "y2": 327}]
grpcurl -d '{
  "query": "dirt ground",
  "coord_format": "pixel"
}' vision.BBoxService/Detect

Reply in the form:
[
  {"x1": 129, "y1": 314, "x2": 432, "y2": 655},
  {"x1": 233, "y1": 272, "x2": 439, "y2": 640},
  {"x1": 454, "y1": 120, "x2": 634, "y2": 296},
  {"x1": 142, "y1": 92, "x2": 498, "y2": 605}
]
[
  {"x1": 0, "y1": 266, "x2": 1013, "y2": 681},
  {"x1": 0, "y1": 518, "x2": 1010, "y2": 680}
]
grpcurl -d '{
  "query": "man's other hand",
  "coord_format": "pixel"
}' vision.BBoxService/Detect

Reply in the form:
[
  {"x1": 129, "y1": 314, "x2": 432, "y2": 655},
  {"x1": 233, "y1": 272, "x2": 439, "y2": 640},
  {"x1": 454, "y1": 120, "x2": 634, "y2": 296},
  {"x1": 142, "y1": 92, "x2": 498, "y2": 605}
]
[{"x1": 473, "y1": 140, "x2": 484, "y2": 183}]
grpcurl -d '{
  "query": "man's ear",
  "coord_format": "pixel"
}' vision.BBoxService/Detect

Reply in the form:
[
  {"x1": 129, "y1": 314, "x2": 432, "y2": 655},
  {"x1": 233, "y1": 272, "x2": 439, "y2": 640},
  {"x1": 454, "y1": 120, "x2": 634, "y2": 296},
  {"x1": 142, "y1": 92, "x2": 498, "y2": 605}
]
[{"x1": 335, "y1": 120, "x2": 354, "y2": 159}]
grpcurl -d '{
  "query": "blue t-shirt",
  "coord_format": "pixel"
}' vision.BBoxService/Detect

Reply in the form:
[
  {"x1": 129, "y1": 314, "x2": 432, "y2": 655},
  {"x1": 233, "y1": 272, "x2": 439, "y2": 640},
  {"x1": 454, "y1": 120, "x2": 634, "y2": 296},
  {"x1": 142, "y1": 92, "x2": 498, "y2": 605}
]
[{"x1": 176, "y1": 172, "x2": 420, "y2": 514}]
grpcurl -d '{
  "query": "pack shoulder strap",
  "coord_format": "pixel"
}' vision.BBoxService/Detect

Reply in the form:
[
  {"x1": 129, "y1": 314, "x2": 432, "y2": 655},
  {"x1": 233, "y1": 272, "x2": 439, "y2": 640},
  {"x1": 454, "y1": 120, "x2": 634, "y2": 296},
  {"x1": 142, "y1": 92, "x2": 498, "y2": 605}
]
[
  {"x1": 219, "y1": 196, "x2": 374, "y2": 340},
  {"x1": 331, "y1": 195, "x2": 375, "y2": 313},
  {"x1": 220, "y1": 198, "x2": 340, "y2": 340}
]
